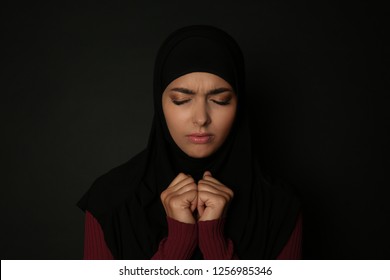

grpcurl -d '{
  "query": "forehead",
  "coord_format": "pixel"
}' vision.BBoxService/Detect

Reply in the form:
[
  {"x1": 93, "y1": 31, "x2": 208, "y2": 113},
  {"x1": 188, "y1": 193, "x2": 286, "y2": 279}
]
[{"x1": 167, "y1": 72, "x2": 233, "y2": 89}]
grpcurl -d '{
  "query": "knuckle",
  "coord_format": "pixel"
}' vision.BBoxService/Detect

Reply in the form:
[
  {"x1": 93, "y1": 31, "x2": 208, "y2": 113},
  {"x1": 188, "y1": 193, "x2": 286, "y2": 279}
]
[
  {"x1": 188, "y1": 189, "x2": 198, "y2": 196},
  {"x1": 169, "y1": 196, "x2": 186, "y2": 209},
  {"x1": 215, "y1": 196, "x2": 228, "y2": 206},
  {"x1": 168, "y1": 196, "x2": 179, "y2": 207},
  {"x1": 183, "y1": 183, "x2": 196, "y2": 192},
  {"x1": 183, "y1": 185, "x2": 193, "y2": 192},
  {"x1": 221, "y1": 186, "x2": 233, "y2": 197},
  {"x1": 160, "y1": 191, "x2": 167, "y2": 200}
]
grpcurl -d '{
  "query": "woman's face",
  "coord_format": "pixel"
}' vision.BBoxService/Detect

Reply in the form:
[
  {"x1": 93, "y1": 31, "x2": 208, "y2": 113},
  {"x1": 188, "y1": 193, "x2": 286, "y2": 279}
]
[{"x1": 162, "y1": 72, "x2": 237, "y2": 158}]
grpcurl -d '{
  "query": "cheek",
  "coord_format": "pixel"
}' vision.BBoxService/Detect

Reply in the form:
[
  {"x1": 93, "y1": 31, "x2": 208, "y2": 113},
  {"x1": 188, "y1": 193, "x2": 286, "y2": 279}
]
[
  {"x1": 213, "y1": 107, "x2": 237, "y2": 135},
  {"x1": 163, "y1": 103, "x2": 186, "y2": 135}
]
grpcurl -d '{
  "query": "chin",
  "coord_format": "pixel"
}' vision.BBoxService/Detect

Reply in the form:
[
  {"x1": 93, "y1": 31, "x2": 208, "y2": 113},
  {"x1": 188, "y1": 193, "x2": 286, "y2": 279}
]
[{"x1": 185, "y1": 147, "x2": 215, "y2": 159}]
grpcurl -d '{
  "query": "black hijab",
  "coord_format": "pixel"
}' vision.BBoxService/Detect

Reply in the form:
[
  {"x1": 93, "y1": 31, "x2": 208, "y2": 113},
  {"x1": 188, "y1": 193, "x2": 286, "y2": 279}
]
[{"x1": 78, "y1": 25, "x2": 300, "y2": 259}]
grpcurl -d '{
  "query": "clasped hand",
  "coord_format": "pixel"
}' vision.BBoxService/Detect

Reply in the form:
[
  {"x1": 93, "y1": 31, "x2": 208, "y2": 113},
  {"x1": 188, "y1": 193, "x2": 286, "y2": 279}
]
[{"x1": 160, "y1": 171, "x2": 234, "y2": 224}]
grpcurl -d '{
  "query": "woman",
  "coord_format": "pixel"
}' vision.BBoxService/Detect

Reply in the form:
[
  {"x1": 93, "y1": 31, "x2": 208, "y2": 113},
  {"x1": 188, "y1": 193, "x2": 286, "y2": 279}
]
[{"x1": 78, "y1": 25, "x2": 302, "y2": 259}]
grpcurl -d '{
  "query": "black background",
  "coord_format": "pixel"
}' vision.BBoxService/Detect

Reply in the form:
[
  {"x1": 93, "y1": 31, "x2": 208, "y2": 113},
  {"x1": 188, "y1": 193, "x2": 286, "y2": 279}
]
[{"x1": 1, "y1": 1, "x2": 389, "y2": 259}]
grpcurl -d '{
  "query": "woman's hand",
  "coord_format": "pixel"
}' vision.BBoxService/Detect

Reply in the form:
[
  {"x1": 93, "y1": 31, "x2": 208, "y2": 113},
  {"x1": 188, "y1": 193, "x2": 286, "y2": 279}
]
[
  {"x1": 161, "y1": 171, "x2": 234, "y2": 223},
  {"x1": 197, "y1": 171, "x2": 234, "y2": 221},
  {"x1": 160, "y1": 173, "x2": 198, "y2": 224}
]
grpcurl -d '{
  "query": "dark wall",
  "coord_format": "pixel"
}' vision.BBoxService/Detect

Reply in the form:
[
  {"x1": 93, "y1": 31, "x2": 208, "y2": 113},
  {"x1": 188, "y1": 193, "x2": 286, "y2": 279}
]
[{"x1": 1, "y1": 1, "x2": 388, "y2": 259}]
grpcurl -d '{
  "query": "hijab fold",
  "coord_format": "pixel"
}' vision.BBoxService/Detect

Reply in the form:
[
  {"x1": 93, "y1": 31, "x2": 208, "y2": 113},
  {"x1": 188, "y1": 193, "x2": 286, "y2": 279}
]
[{"x1": 78, "y1": 25, "x2": 300, "y2": 259}]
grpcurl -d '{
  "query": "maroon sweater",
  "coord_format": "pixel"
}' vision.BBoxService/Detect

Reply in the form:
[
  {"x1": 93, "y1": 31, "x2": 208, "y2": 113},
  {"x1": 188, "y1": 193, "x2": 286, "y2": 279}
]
[{"x1": 83, "y1": 211, "x2": 302, "y2": 259}]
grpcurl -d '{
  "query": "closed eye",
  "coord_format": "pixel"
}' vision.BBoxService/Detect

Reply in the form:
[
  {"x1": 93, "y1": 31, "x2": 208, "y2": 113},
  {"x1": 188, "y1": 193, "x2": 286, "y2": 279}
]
[
  {"x1": 210, "y1": 96, "x2": 232, "y2": 106},
  {"x1": 212, "y1": 100, "x2": 231, "y2": 105},
  {"x1": 172, "y1": 99, "x2": 190, "y2": 105}
]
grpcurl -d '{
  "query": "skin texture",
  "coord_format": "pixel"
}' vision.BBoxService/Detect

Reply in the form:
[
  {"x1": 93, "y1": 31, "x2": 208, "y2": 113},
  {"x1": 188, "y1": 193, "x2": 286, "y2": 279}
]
[
  {"x1": 162, "y1": 72, "x2": 237, "y2": 159},
  {"x1": 161, "y1": 72, "x2": 236, "y2": 223},
  {"x1": 160, "y1": 171, "x2": 234, "y2": 223}
]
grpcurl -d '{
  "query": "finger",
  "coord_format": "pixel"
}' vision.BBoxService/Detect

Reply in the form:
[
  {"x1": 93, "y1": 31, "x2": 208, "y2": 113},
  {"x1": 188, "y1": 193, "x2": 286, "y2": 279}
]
[
  {"x1": 190, "y1": 200, "x2": 198, "y2": 212},
  {"x1": 165, "y1": 189, "x2": 198, "y2": 211},
  {"x1": 198, "y1": 179, "x2": 220, "y2": 189},
  {"x1": 160, "y1": 179, "x2": 196, "y2": 204},
  {"x1": 168, "y1": 173, "x2": 190, "y2": 188},
  {"x1": 197, "y1": 199, "x2": 205, "y2": 217},
  {"x1": 198, "y1": 181, "x2": 234, "y2": 198},
  {"x1": 202, "y1": 170, "x2": 219, "y2": 182},
  {"x1": 188, "y1": 191, "x2": 198, "y2": 212},
  {"x1": 201, "y1": 173, "x2": 223, "y2": 186},
  {"x1": 165, "y1": 190, "x2": 198, "y2": 224},
  {"x1": 169, "y1": 182, "x2": 197, "y2": 196},
  {"x1": 181, "y1": 189, "x2": 198, "y2": 205},
  {"x1": 167, "y1": 176, "x2": 195, "y2": 192},
  {"x1": 198, "y1": 189, "x2": 231, "y2": 205},
  {"x1": 197, "y1": 191, "x2": 230, "y2": 221},
  {"x1": 162, "y1": 182, "x2": 197, "y2": 205}
]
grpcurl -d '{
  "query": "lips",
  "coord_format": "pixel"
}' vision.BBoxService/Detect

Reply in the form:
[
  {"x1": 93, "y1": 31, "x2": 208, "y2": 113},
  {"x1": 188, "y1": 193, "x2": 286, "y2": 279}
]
[{"x1": 187, "y1": 133, "x2": 214, "y2": 144}]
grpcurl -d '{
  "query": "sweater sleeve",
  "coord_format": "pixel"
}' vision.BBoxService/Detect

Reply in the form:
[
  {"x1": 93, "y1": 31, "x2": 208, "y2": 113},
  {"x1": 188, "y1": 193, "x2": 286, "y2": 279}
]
[
  {"x1": 276, "y1": 212, "x2": 303, "y2": 259},
  {"x1": 83, "y1": 211, "x2": 302, "y2": 260},
  {"x1": 151, "y1": 217, "x2": 198, "y2": 260},
  {"x1": 198, "y1": 213, "x2": 302, "y2": 260},
  {"x1": 84, "y1": 212, "x2": 197, "y2": 260},
  {"x1": 198, "y1": 218, "x2": 237, "y2": 259},
  {"x1": 83, "y1": 211, "x2": 114, "y2": 260}
]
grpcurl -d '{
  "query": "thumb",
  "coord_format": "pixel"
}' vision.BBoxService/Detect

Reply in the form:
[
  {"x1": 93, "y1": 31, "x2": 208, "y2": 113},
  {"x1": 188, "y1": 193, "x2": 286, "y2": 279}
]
[{"x1": 203, "y1": 171, "x2": 212, "y2": 178}]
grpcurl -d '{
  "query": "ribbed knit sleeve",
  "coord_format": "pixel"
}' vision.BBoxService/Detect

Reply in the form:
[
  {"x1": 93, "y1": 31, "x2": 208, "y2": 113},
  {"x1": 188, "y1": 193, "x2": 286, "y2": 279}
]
[
  {"x1": 198, "y1": 218, "x2": 236, "y2": 259},
  {"x1": 276, "y1": 212, "x2": 303, "y2": 259},
  {"x1": 151, "y1": 217, "x2": 198, "y2": 260},
  {"x1": 83, "y1": 211, "x2": 114, "y2": 260},
  {"x1": 83, "y1": 211, "x2": 302, "y2": 260}
]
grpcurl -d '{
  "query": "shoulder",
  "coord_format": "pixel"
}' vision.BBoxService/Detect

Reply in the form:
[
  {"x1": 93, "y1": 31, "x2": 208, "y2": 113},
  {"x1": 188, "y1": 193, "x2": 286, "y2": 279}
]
[
  {"x1": 77, "y1": 149, "x2": 148, "y2": 216},
  {"x1": 93, "y1": 149, "x2": 148, "y2": 188}
]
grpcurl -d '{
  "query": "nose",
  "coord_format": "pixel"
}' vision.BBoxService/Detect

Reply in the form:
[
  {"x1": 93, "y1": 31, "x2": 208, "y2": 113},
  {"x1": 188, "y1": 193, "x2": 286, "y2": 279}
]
[{"x1": 192, "y1": 100, "x2": 211, "y2": 127}]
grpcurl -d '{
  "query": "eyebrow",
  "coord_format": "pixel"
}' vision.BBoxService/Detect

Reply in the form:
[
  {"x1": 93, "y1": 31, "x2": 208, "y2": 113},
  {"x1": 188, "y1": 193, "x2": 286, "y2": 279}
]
[{"x1": 171, "y1": 87, "x2": 233, "y2": 95}]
